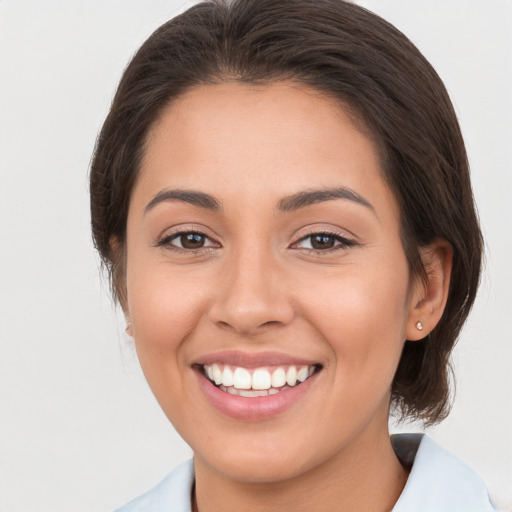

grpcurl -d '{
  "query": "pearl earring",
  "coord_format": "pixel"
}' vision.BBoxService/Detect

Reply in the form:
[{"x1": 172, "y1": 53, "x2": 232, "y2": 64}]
[{"x1": 416, "y1": 321, "x2": 423, "y2": 331}]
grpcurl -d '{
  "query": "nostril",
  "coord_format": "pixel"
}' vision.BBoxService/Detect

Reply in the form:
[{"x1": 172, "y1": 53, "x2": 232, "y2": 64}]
[
  {"x1": 217, "y1": 320, "x2": 235, "y2": 331},
  {"x1": 208, "y1": 290, "x2": 295, "y2": 335},
  {"x1": 261, "y1": 320, "x2": 280, "y2": 328},
  {"x1": 215, "y1": 318, "x2": 285, "y2": 335}
]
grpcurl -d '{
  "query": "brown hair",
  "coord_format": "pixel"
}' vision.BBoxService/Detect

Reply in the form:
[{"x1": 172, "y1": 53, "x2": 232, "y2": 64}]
[{"x1": 90, "y1": 0, "x2": 483, "y2": 425}]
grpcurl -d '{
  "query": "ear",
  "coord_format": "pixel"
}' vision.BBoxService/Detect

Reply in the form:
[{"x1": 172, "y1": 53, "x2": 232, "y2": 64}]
[{"x1": 406, "y1": 239, "x2": 453, "y2": 341}]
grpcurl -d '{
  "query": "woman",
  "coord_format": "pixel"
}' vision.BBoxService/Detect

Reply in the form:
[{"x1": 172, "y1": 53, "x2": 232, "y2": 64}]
[{"x1": 90, "y1": 0, "x2": 496, "y2": 510}]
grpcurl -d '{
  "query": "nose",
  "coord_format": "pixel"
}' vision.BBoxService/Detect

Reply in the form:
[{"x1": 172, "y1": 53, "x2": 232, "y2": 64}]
[{"x1": 208, "y1": 248, "x2": 295, "y2": 336}]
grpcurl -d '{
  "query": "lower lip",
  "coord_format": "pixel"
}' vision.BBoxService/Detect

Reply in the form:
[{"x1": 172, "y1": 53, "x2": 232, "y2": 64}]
[{"x1": 194, "y1": 368, "x2": 319, "y2": 421}]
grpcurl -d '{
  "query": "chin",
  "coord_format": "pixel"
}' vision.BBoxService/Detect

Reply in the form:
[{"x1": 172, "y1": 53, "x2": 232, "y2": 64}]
[
  {"x1": 202, "y1": 451, "x2": 311, "y2": 484},
  {"x1": 191, "y1": 428, "x2": 332, "y2": 485}
]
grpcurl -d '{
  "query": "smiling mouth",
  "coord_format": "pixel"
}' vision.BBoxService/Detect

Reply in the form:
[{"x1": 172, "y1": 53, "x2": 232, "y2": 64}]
[{"x1": 201, "y1": 363, "x2": 321, "y2": 397}]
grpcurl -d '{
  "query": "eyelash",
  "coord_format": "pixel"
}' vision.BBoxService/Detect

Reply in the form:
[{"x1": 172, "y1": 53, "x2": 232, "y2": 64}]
[
  {"x1": 291, "y1": 229, "x2": 357, "y2": 253},
  {"x1": 156, "y1": 230, "x2": 218, "y2": 253},
  {"x1": 156, "y1": 228, "x2": 357, "y2": 254}
]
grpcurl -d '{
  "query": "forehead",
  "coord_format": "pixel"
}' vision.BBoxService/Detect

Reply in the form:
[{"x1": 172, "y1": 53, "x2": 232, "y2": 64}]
[
  {"x1": 146, "y1": 82, "x2": 372, "y2": 163},
  {"x1": 135, "y1": 81, "x2": 397, "y2": 219}
]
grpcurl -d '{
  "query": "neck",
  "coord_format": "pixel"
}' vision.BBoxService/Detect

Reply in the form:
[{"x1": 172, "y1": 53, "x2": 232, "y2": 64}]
[{"x1": 193, "y1": 427, "x2": 408, "y2": 512}]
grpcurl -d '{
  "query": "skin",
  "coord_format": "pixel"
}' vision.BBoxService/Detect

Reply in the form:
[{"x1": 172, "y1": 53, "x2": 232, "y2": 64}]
[{"x1": 122, "y1": 82, "x2": 452, "y2": 512}]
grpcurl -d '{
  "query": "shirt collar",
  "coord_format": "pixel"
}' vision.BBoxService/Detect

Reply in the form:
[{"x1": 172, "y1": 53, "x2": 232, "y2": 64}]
[
  {"x1": 392, "y1": 434, "x2": 495, "y2": 511},
  {"x1": 116, "y1": 434, "x2": 495, "y2": 511}
]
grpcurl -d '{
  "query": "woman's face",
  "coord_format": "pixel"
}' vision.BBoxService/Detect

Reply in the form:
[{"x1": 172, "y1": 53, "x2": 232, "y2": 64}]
[{"x1": 124, "y1": 82, "x2": 420, "y2": 482}]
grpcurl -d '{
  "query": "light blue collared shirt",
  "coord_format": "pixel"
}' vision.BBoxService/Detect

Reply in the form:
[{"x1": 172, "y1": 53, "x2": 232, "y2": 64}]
[{"x1": 116, "y1": 434, "x2": 496, "y2": 512}]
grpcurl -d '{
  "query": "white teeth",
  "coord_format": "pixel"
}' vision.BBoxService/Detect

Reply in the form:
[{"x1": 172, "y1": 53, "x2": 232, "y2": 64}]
[
  {"x1": 286, "y1": 366, "x2": 297, "y2": 386},
  {"x1": 220, "y1": 385, "x2": 292, "y2": 397},
  {"x1": 212, "y1": 363, "x2": 223, "y2": 385},
  {"x1": 222, "y1": 367, "x2": 234, "y2": 387},
  {"x1": 252, "y1": 369, "x2": 272, "y2": 390},
  {"x1": 271, "y1": 367, "x2": 287, "y2": 388},
  {"x1": 297, "y1": 366, "x2": 309, "y2": 382},
  {"x1": 203, "y1": 363, "x2": 318, "y2": 393},
  {"x1": 238, "y1": 389, "x2": 269, "y2": 397},
  {"x1": 233, "y1": 367, "x2": 252, "y2": 389}
]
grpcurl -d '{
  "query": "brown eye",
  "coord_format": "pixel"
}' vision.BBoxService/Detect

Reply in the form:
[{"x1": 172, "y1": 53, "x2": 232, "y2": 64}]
[
  {"x1": 310, "y1": 234, "x2": 336, "y2": 249},
  {"x1": 158, "y1": 231, "x2": 217, "y2": 251},
  {"x1": 180, "y1": 233, "x2": 206, "y2": 249},
  {"x1": 293, "y1": 232, "x2": 356, "y2": 252}
]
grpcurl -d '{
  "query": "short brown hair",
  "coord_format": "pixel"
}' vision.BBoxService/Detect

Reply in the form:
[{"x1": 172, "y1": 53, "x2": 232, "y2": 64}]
[{"x1": 90, "y1": 0, "x2": 483, "y2": 425}]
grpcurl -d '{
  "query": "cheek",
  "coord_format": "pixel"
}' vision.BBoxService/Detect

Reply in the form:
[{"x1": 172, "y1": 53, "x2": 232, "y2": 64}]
[
  {"x1": 125, "y1": 257, "x2": 211, "y2": 373},
  {"x1": 298, "y1": 260, "x2": 411, "y2": 374},
  {"x1": 137, "y1": 289, "x2": 199, "y2": 337},
  {"x1": 124, "y1": 266, "x2": 213, "y2": 430},
  {"x1": 296, "y1": 270, "x2": 410, "y2": 432}
]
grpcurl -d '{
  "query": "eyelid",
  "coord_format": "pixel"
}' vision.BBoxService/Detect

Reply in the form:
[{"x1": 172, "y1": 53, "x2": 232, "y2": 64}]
[
  {"x1": 154, "y1": 224, "x2": 357, "y2": 253},
  {"x1": 155, "y1": 225, "x2": 221, "y2": 251},
  {"x1": 290, "y1": 227, "x2": 357, "y2": 251}
]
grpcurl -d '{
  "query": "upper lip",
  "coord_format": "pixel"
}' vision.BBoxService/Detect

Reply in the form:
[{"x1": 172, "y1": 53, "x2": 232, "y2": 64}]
[{"x1": 193, "y1": 350, "x2": 321, "y2": 369}]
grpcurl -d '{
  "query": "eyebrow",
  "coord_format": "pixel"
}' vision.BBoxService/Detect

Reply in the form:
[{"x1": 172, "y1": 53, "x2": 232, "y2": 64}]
[
  {"x1": 278, "y1": 187, "x2": 375, "y2": 214},
  {"x1": 144, "y1": 186, "x2": 375, "y2": 215},
  {"x1": 145, "y1": 189, "x2": 222, "y2": 214}
]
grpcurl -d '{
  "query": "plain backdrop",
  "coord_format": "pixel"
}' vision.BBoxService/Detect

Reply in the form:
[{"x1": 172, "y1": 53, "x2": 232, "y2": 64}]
[{"x1": 0, "y1": 1, "x2": 511, "y2": 511}]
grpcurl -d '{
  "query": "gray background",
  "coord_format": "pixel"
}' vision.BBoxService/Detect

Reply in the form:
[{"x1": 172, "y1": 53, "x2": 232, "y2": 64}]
[{"x1": 0, "y1": 1, "x2": 510, "y2": 510}]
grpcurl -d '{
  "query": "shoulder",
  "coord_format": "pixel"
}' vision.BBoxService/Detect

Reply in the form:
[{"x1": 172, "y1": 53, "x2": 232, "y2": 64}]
[
  {"x1": 392, "y1": 434, "x2": 497, "y2": 512},
  {"x1": 114, "y1": 459, "x2": 194, "y2": 512}
]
